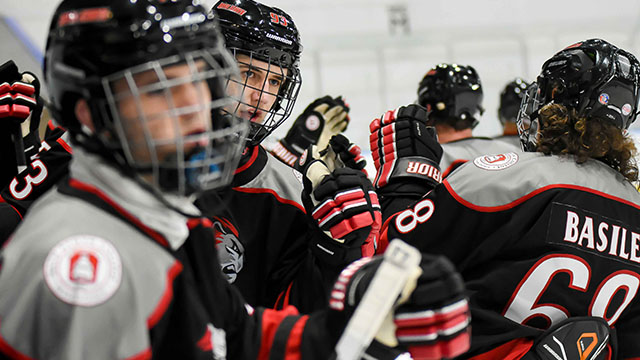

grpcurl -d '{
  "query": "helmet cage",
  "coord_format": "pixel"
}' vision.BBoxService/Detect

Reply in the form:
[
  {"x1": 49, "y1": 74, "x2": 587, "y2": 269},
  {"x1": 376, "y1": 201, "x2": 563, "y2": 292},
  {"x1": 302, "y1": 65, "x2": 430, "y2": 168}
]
[
  {"x1": 223, "y1": 47, "x2": 302, "y2": 145},
  {"x1": 516, "y1": 83, "x2": 542, "y2": 152},
  {"x1": 101, "y1": 47, "x2": 248, "y2": 195}
]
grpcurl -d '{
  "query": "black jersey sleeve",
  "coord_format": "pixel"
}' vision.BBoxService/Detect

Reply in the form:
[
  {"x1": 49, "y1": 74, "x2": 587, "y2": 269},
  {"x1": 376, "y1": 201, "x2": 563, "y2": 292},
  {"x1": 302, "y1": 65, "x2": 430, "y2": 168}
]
[{"x1": 0, "y1": 129, "x2": 72, "y2": 243}]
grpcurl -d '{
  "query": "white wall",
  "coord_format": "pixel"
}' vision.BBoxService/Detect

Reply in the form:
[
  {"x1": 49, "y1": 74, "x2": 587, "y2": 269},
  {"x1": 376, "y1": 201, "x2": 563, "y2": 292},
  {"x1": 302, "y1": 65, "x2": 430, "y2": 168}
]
[{"x1": 3, "y1": 0, "x2": 640, "y2": 148}]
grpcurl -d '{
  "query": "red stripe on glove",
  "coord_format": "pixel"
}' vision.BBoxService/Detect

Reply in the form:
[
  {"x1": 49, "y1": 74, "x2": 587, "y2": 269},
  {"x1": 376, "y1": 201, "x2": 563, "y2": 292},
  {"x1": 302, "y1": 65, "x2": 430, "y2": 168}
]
[
  {"x1": 312, "y1": 188, "x2": 364, "y2": 220},
  {"x1": 406, "y1": 330, "x2": 471, "y2": 360}
]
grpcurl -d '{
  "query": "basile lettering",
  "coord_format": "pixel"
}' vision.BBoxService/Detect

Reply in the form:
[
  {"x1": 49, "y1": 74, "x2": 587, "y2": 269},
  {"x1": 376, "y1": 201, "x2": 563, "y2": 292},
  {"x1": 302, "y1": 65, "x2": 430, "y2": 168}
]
[{"x1": 563, "y1": 210, "x2": 640, "y2": 263}]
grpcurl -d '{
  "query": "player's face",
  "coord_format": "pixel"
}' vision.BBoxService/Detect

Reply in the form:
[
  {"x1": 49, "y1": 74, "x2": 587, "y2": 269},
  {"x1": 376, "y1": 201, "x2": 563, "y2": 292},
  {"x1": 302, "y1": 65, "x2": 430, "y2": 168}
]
[
  {"x1": 224, "y1": 54, "x2": 284, "y2": 124},
  {"x1": 112, "y1": 61, "x2": 212, "y2": 164}
]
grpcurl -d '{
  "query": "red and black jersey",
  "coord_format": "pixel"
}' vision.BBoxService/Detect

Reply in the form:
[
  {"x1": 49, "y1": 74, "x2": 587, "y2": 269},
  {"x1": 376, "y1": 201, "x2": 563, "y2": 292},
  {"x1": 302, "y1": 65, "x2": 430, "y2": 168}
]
[
  {"x1": 0, "y1": 149, "x2": 342, "y2": 360},
  {"x1": 196, "y1": 145, "x2": 342, "y2": 313},
  {"x1": 0, "y1": 123, "x2": 72, "y2": 243},
  {"x1": 380, "y1": 151, "x2": 640, "y2": 359}
]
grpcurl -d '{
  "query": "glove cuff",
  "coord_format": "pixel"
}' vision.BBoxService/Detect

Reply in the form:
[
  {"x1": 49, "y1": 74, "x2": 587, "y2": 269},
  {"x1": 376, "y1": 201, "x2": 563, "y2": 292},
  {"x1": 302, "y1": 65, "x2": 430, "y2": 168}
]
[
  {"x1": 270, "y1": 140, "x2": 301, "y2": 167},
  {"x1": 311, "y1": 231, "x2": 366, "y2": 266},
  {"x1": 301, "y1": 187, "x2": 368, "y2": 267},
  {"x1": 377, "y1": 156, "x2": 442, "y2": 190}
]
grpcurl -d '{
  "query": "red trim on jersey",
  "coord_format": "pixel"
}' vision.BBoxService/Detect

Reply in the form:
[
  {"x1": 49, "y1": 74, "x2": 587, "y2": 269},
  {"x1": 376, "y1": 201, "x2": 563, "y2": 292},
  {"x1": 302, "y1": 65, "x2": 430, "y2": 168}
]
[
  {"x1": 197, "y1": 325, "x2": 214, "y2": 352},
  {"x1": 147, "y1": 260, "x2": 183, "y2": 328},
  {"x1": 232, "y1": 187, "x2": 305, "y2": 213},
  {"x1": 0, "y1": 196, "x2": 23, "y2": 220},
  {"x1": 56, "y1": 137, "x2": 73, "y2": 154},
  {"x1": 124, "y1": 348, "x2": 152, "y2": 360},
  {"x1": 283, "y1": 315, "x2": 309, "y2": 360},
  {"x1": 68, "y1": 178, "x2": 170, "y2": 247},
  {"x1": 235, "y1": 146, "x2": 259, "y2": 174},
  {"x1": 0, "y1": 321, "x2": 35, "y2": 359},
  {"x1": 47, "y1": 120, "x2": 56, "y2": 131},
  {"x1": 466, "y1": 337, "x2": 533, "y2": 360},
  {"x1": 442, "y1": 159, "x2": 468, "y2": 179},
  {"x1": 444, "y1": 181, "x2": 640, "y2": 213},
  {"x1": 258, "y1": 306, "x2": 300, "y2": 360},
  {"x1": 187, "y1": 217, "x2": 214, "y2": 230},
  {"x1": 376, "y1": 215, "x2": 396, "y2": 254}
]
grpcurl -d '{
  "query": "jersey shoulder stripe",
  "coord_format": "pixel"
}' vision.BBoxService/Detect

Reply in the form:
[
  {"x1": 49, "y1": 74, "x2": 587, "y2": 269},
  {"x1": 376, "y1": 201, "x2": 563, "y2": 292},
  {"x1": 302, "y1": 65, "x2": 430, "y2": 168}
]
[{"x1": 444, "y1": 152, "x2": 640, "y2": 210}]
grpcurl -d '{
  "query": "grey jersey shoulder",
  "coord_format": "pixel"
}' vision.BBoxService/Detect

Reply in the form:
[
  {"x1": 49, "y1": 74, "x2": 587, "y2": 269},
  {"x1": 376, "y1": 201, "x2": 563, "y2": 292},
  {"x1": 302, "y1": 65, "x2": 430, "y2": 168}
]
[
  {"x1": 441, "y1": 137, "x2": 521, "y2": 172},
  {"x1": 240, "y1": 151, "x2": 304, "y2": 204},
  {"x1": 445, "y1": 152, "x2": 640, "y2": 209},
  {"x1": 493, "y1": 135, "x2": 522, "y2": 148},
  {"x1": 0, "y1": 189, "x2": 181, "y2": 359}
]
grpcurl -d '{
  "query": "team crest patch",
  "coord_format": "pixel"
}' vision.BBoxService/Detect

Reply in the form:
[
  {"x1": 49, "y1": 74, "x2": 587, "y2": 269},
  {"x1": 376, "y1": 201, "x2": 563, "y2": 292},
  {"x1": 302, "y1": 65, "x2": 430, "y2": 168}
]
[
  {"x1": 44, "y1": 235, "x2": 122, "y2": 307},
  {"x1": 473, "y1": 152, "x2": 519, "y2": 171}
]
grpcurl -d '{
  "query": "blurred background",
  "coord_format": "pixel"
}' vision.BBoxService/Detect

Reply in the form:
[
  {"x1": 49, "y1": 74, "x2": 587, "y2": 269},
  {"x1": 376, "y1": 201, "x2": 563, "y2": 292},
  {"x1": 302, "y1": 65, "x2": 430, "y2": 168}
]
[{"x1": 3, "y1": 0, "x2": 640, "y2": 150}]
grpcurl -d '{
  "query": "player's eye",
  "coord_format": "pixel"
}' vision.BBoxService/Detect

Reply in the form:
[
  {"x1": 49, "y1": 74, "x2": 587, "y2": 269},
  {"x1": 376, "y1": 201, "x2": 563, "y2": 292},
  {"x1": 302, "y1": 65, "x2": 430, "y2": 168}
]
[
  {"x1": 243, "y1": 70, "x2": 255, "y2": 80},
  {"x1": 268, "y1": 78, "x2": 281, "y2": 87}
]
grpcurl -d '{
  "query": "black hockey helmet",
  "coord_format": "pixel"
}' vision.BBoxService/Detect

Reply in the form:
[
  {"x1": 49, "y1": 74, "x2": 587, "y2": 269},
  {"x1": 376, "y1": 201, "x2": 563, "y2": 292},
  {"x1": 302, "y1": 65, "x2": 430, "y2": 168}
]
[
  {"x1": 499, "y1": 77, "x2": 530, "y2": 125},
  {"x1": 417, "y1": 63, "x2": 484, "y2": 130},
  {"x1": 45, "y1": 0, "x2": 248, "y2": 195},
  {"x1": 211, "y1": 0, "x2": 302, "y2": 145},
  {"x1": 518, "y1": 38, "x2": 640, "y2": 151}
]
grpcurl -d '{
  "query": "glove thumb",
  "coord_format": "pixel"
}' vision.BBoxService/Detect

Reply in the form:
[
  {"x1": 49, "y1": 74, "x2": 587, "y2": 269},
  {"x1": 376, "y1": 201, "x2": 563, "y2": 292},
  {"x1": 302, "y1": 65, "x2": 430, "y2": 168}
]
[{"x1": 305, "y1": 160, "x2": 331, "y2": 193}]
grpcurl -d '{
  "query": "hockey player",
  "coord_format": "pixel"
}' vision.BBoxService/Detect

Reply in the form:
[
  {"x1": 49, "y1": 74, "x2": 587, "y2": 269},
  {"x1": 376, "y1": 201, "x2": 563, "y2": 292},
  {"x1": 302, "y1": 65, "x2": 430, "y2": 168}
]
[
  {"x1": 0, "y1": 61, "x2": 72, "y2": 241},
  {"x1": 494, "y1": 77, "x2": 530, "y2": 147},
  {"x1": 372, "y1": 38, "x2": 640, "y2": 358},
  {"x1": 417, "y1": 63, "x2": 520, "y2": 177},
  {"x1": 197, "y1": 0, "x2": 376, "y2": 312},
  {"x1": 0, "y1": 1, "x2": 470, "y2": 359}
]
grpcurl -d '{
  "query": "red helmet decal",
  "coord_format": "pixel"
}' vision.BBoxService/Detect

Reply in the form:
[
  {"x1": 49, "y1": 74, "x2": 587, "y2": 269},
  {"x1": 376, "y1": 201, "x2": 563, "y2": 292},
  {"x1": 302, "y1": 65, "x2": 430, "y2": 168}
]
[
  {"x1": 216, "y1": 2, "x2": 247, "y2": 16},
  {"x1": 58, "y1": 7, "x2": 113, "y2": 27}
]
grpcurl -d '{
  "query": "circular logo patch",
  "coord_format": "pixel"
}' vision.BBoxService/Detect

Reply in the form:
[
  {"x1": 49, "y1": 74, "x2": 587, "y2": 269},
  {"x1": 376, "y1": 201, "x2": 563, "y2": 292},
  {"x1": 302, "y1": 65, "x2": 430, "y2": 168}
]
[
  {"x1": 305, "y1": 115, "x2": 321, "y2": 131},
  {"x1": 44, "y1": 235, "x2": 122, "y2": 307},
  {"x1": 622, "y1": 103, "x2": 632, "y2": 116},
  {"x1": 598, "y1": 93, "x2": 609, "y2": 105},
  {"x1": 473, "y1": 152, "x2": 519, "y2": 171}
]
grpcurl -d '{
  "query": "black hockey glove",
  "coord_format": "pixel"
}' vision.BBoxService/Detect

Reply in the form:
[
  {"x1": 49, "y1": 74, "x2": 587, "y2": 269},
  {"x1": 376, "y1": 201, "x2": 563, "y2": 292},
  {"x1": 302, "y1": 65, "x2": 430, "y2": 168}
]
[
  {"x1": 328, "y1": 243, "x2": 470, "y2": 359},
  {"x1": 301, "y1": 155, "x2": 381, "y2": 265},
  {"x1": 295, "y1": 134, "x2": 367, "y2": 175},
  {"x1": 326, "y1": 134, "x2": 367, "y2": 176},
  {"x1": 0, "y1": 61, "x2": 43, "y2": 179},
  {"x1": 271, "y1": 95, "x2": 349, "y2": 167},
  {"x1": 369, "y1": 105, "x2": 443, "y2": 194}
]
